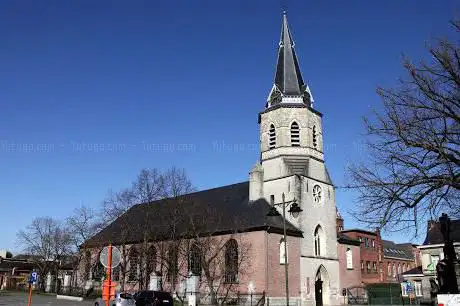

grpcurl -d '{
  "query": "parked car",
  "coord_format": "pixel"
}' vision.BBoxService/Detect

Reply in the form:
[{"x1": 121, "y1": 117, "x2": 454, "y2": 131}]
[
  {"x1": 134, "y1": 290, "x2": 173, "y2": 306},
  {"x1": 94, "y1": 292, "x2": 135, "y2": 306}
]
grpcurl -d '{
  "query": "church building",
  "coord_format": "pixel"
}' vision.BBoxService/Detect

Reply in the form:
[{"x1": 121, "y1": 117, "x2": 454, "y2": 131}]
[{"x1": 82, "y1": 13, "x2": 344, "y2": 306}]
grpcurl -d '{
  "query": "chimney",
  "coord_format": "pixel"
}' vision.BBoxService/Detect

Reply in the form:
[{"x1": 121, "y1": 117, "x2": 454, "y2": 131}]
[{"x1": 249, "y1": 162, "x2": 264, "y2": 202}]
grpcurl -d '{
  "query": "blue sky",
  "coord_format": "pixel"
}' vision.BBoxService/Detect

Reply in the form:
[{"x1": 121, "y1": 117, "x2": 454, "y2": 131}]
[{"x1": 0, "y1": 0, "x2": 458, "y2": 252}]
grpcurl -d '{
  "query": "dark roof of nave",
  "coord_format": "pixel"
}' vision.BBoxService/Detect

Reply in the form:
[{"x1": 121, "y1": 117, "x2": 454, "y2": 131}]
[
  {"x1": 83, "y1": 181, "x2": 303, "y2": 248},
  {"x1": 423, "y1": 218, "x2": 460, "y2": 245}
]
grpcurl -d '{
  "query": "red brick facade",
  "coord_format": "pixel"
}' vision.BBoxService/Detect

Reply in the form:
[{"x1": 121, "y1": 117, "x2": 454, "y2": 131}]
[
  {"x1": 337, "y1": 242, "x2": 362, "y2": 289},
  {"x1": 81, "y1": 230, "x2": 301, "y2": 300},
  {"x1": 340, "y1": 229, "x2": 420, "y2": 284},
  {"x1": 341, "y1": 230, "x2": 382, "y2": 284}
]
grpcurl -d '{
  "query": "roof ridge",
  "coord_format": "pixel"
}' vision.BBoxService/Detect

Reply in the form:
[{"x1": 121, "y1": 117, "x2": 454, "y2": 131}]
[{"x1": 134, "y1": 181, "x2": 250, "y2": 208}]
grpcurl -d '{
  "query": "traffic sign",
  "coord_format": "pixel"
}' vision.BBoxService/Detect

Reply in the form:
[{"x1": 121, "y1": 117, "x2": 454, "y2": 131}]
[
  {"x1": 28, "y1": 272, "x2": 37, "y2": 284},
  {"x1": 100, "y1": 246, "x2": 121, "y2": 268}
]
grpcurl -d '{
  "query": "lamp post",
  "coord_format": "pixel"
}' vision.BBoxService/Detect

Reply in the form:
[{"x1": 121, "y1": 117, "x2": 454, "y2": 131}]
[{"x1": 267, "y1": 192, "x2": 302, "y2": 306}]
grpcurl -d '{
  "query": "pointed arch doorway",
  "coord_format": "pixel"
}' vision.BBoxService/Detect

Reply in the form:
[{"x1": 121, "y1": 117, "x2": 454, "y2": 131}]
[{"x1": 315, "y1": 265, "x2": 329, "y2": 306}]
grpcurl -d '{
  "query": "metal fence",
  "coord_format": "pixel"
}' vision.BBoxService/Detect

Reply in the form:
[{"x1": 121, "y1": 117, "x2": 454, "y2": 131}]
[{"x1": 350, "y1": 283, "x2": 420, "y2": 305}]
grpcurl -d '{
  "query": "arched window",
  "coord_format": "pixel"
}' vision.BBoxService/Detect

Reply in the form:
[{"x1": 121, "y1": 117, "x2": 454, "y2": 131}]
[
  {"x1": 84, "y1": 250, "x2": 91, "y2": 280},
  {"x1": 314, "y1": 225, "x2": 324, "y2": 257},
  {"x1": 224, "y1": 239, "x2": 238, "y2": 283},
  {"x1": 189, "y1": 243, "x2": 202, "y2": 276},
  {"x1": 128, "y1": 247, "x2": 139, "y2": 282},
  {"x1": 269, "y1": 124, "x2": 276, "y2": 149},
  {"x1": 112, "y1": 265, "x2": 120, "y2": 281},
  {"x1": 279, "y1": 238, "x2": 288, "y2": 265},
  {"x1": 92, "y1": 261, "x2": 105, "y2": 281},
  {"x1": 146, "y1": 246, "x2": 157, "y2": 279},
  {"x1": 346, "y1": 248, "x2": 353, "y2": 269},
  {"x1": 312, "y1": 125, "x2": 318, "y2": 149},
  {"x1": 167, "y1": 245, "x2": 178, "y2": 283},
  {"x1": 291, "y1": 122, "x2": 300, "y2": 146}
]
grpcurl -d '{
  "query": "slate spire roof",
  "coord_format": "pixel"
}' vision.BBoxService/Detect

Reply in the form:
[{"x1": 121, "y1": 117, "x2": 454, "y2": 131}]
[
  {"x1": 267, "y1": 12, "x2": 314, "y2": 108},
  {"x1": 275, "y1": 12, "x2": 304, "y2": 96}
]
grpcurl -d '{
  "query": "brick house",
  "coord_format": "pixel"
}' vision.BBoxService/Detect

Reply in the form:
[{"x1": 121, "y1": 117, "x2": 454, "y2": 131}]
[
  {"x1": 335, "y1": 211, "x2": 362, "y2": 293},
  {"x1": 340, "y1": 229, "x2": 383, "y2": 284},
  {"x1": 402, "y1": 218, "x2": 460, "y2": 303},
  {"x1": 340, "y1": 228, "x2": 420, "y2": 284}
]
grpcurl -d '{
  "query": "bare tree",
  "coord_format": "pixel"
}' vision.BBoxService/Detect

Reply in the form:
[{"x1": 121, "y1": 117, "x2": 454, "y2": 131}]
[
  {"x1": 177, "y1": 204, "x2": 252, "y2": 305},
  {"x1": 17, "y1": 217, "x2": 73, "y2": 291},
  {"x1": 94, "y1": 166, "x2": 194, "y2": 291},
  {"x1": 66, "y1": 205, "x2": 98, "y2": 285},
  {"x1": 347, "y1": 20, "x2": 460, "y2": 233}
]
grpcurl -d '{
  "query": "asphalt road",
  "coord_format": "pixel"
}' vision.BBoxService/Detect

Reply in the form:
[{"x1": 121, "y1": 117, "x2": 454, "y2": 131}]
[{"x1": 0, "y1": 292, "x2": 94, "y2": 306}]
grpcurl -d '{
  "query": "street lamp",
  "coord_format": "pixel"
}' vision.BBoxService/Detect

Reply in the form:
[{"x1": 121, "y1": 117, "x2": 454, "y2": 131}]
[{"x1": 266, "y1": 192, "x2": 302, "y2": 306}]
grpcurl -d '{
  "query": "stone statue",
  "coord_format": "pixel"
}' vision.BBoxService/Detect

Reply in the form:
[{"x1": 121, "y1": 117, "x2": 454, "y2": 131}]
[{"x1": 435, "y1": 213, "x2": 459, "y2": 294}]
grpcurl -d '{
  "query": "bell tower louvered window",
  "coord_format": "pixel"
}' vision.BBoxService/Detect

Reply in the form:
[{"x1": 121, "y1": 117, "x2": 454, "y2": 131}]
[
  {"x1": 291, "y1": 122, "x2": 300, "y2": 146},
  {"x1": 269, "y1": 124, "x2": 276, "y2": 149}
]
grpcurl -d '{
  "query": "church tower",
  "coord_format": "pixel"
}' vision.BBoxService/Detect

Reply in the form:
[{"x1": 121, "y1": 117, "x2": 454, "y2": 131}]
[{"x1": 249, "y1": 13, "x2": 341, "y2": 305}]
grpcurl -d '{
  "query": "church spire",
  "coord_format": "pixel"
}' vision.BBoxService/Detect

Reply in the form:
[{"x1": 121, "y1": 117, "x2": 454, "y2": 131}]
[{"x1": 267, "y1": 12, "x2": 313, "y2": 108}]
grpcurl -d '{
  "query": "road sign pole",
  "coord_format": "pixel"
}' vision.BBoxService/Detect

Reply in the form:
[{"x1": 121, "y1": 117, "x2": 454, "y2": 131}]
[
  {"x1": 27, "y1": 283, "x2": 32, "y2": 306},
  {"x1": 106, "y1": 244, "x2": 112, "y2": 306}
]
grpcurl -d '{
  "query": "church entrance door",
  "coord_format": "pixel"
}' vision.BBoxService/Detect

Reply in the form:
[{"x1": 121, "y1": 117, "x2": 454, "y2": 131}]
[{"x1": 315, "y1": 279, "x2": 323, "y2": 306}]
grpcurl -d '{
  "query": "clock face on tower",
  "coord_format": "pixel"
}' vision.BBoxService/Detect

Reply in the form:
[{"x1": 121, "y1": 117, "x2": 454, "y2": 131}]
[{"x1": 312, "y1": 185, "x2": 322, "y2": 204}]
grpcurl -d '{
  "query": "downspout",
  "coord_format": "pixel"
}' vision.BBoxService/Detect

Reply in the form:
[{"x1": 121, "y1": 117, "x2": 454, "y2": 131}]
[
  {"x1": 265, "y1": 227, "x2": 269, "y2": 302},
  {"x1": 295, "y1": 174, "x2": 303, "y2": 302}
]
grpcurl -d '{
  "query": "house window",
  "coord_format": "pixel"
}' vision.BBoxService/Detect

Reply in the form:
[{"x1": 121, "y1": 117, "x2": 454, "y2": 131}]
[
  {"x1": 371, "y1": 239, "x2": 375, "y2": 248},
  {"x1": 388, "y1": 263, "x2": 391, "y2": 276},
  {"x1": 414, "y1": 281, "x2": 423, "y2": 296},
  {"x1": 398, "y1": 264, "x2": 401, "y2": 275},
  {"x1": 361, "y1": 261, "x2": 364, "y2": 271},
  {"x1": 401, "y1": 283, "x2": 408, "y2": 296},
  {"x1": 373, "y1": 262, "x2": 377, "y2": 273},
  {"x1": 431, "y1": 255, "x2": 440, "y2": 268},
  {"x1": 364, "y1": 237, "x2": 369, "y2": 248},
  {"x1": 392, "y1": 264, "x2": 396, "y2": 277},
  {"x1": 291, "y1": 122, "x2": 300, "y2": 146},
  {"x1": 128, "y1": 247, "x2": 139, "y2": 282},
  {"x1": 112, "y1": 266, "x2": 120, "y2": 281},
  {"x1": 269, "y1": 124, "x2": 276, "y2": 149},
  {"x1": 189, "y1": 243, "x2": 202, "y2": 276},
  {"x1": 346, "y1": 248, "x2": 353, "y2": 269},
  {"x1": 224, "y1": 239, "x2": 239, "y2": 283},
  {"x1": 280, "y1": 238, "x2": 288, "y2": 265},
  {"x1": 312, "y1": 125, "x2": 318, "y2": 149},
  {"x1": 314, "y1": 225, "x2": 323, "y2": 256},
  {"x1": 366, "y1": 261, "x2": 371, "y2": 273},
  {"x1": 270, "y1": 195, "x2": 275, "y2": 206}
]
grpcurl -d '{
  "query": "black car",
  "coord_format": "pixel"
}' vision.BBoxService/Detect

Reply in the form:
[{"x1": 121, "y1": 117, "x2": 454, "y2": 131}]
[{"x1": 134, "y1": 290, "x2": 173, "y2": 306}]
